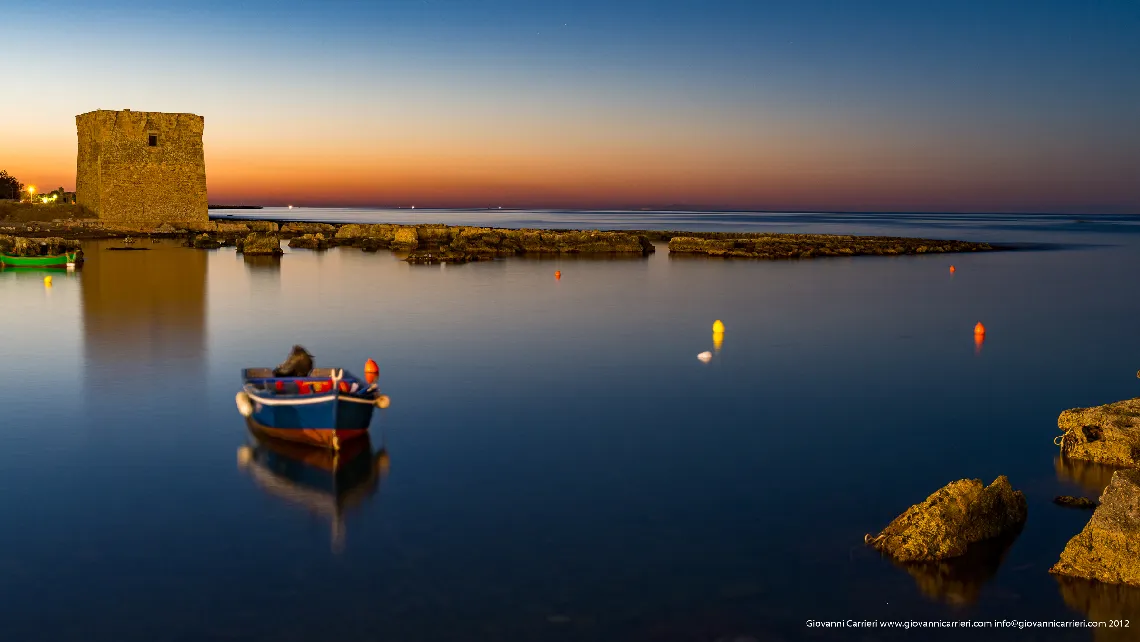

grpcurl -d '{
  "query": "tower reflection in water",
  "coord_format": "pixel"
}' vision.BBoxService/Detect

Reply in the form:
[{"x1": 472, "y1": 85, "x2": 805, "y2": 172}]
[{"x1": 237, "y1": 420, "x2": 389, "y2": 553}]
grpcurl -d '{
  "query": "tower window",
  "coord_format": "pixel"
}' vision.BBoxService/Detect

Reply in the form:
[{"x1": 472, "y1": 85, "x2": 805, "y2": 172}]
[{"x1": 148, "y1": 134, "x2": 158, "y2": 147}]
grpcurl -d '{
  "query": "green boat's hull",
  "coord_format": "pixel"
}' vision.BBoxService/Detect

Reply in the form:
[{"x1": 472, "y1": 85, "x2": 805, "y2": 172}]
[{"x1": 0, "y1": 252, "x2": 81, "y2": 268}]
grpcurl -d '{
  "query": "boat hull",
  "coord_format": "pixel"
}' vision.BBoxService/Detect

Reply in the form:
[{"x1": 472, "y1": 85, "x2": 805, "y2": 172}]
[
  {"x1": 245, "y1": 392, "x2": 375, "y2": 449},
  {"x1": 0, "y1": 252, "x2": 82, "y2": 268}
]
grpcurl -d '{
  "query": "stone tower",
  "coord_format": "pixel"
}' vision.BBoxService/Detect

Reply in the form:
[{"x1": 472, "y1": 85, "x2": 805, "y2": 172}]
[{"x1": 76, "y1": 109, "x2": 207, "y2": 225}]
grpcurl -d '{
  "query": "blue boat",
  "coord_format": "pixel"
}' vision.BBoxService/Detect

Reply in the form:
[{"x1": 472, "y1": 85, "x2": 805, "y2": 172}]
[{"x1": 234, "y1": 367, "x2": 390, "y2": 450}]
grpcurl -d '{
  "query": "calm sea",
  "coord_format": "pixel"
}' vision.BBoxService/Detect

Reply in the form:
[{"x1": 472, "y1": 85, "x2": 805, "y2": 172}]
[{"x1": 2, "y1": 209, "x2": 1139, "y2": 642}]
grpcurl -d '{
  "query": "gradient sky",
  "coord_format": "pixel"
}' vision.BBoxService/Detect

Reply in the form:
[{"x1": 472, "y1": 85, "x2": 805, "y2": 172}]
[{"x1": 2, "y1": 0, "x2": 1138, "y2": 212}]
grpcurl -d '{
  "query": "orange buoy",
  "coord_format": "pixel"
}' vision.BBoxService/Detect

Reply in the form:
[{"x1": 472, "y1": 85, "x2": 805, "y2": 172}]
[
  {"x1": 974, "y1": 322, "x2": 985, "y2": 335},
  {"x1": 364, "y1": 359, "x2": 379, "y2": 374},
  {"x1": 949, "y1": 265, "x2": 956, "y2": 273},
  {"x1": 555, "y1": 270, "x2": 561, "y2": 280}
]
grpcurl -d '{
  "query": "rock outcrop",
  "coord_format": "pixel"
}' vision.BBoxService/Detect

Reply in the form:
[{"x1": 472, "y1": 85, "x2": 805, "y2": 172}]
[
  {"x1": 1057, "y1": 398, "x2": 1140, "y2": 467},
  {"x1": 1054, "y1": 496, "x2": 1098, "y2": 510},
  {"x1": 190, "y1": 233, "x2": 223, "y2": 250},
  {"x1": 668, "y1": 234, "x2": 992, "y2": 259},
  {"x1": 287, "y1": 233, "x2": 329, "y2": 250},
  {"x1": 866, "y1": 476, "x2": 1027, "y2": 562},
  {"x1": 280, "y1": 222, "x2": 336, "y2": 238},
  {"x1": 0, "y1": 235, "x2": 82, "y2": 257},
  {"x1": 237, "y1": 232, "x2": 283, "y2": 256},
  {"x1": 1051, "y1": 468, "x2": 1140, "y2": 586}
]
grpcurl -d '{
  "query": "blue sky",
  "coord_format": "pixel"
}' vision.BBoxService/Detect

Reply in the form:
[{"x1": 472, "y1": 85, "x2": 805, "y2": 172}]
[{"x1": 2, "y1": 0, "x2": 1138, "y2": 211}]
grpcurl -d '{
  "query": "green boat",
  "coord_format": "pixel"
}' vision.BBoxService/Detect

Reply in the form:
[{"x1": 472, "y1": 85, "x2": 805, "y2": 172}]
[{"x1": 0, "y1": 251, "x2": 82, "y2": 268}]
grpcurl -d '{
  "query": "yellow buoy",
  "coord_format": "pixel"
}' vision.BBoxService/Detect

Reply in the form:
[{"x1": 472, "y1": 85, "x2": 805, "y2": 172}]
[
  {"x1": 712, "y1": 330, "x2": 724, "y2": 351},
  {"x1": 712, "y1": 320, "x2": 725, "y2": 333},
  {"x1": 44, "y1": 276, "x2": 52, "y2": 286}
]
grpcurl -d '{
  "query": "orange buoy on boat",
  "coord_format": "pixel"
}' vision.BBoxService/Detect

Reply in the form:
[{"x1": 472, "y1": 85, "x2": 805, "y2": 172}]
[
  {"x1": 555, "y1": 270, "x2": 561, "y2": 280},
  {"x1": 364, "y1": 359, "x2": 378, "y2": 374}
]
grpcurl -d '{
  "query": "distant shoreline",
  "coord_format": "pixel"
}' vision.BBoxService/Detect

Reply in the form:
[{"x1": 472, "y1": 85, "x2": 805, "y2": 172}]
[{"x1": 208, "y1": 205, "x2": 263, "y2": 210}]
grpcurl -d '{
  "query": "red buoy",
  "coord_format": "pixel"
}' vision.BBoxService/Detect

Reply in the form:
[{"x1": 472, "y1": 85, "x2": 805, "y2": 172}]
[{"x1": 364, "y1": 359, "x2": 379, "y2": 374}]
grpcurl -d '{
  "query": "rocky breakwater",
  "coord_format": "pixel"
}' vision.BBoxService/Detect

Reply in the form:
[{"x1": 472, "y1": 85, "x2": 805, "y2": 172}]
[
  {"x1": 1057, "y1": 397, "x2": 1140, "y2": 467},
  {"x1": 668, "y1": 232, "x2": 993, "y2": 259},
  {"x1": 865, "y1": 476, "x2": 1028, "y2": 603},
  {"x1": 0, "y1": 235, "x2": 82, "y2": 257},
  {"x1": 333, "y1": 224, "x2": 655, "y2": 263},
  {"x1": 1051, "y1": 468, "x2": 1140, "y2": 586}
]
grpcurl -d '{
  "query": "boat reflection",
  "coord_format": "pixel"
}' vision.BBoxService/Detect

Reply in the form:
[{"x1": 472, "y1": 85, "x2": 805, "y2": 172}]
[{"x1": 237, "y1": 419, "x2": 389, "y2": 552}]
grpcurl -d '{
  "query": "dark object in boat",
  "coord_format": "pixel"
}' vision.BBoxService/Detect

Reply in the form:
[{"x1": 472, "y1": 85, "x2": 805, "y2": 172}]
[
  {"x1": 273, "y1": 345, "x2": 314, "y2": 377},
  {"x1": 1054, "y1": 495, "x2": 1098, "y2": 510}
]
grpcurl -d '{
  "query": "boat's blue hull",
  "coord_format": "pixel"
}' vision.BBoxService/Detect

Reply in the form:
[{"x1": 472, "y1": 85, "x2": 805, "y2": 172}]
[{"x1": 248, "y1": 393, "x2": 374, "y2": 431}]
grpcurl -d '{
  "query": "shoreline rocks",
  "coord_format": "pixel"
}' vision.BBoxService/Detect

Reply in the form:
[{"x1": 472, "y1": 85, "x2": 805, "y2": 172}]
[
  {"x1": 1054, "y1": 495, "x2": 1099, "y2": 510},
  {"x1": 0, "y1": 217, "x2": 1000, "y2": 263},
  {"x1": 668, "y1": 233, "x2": 992, "y2": 259},
  {"x1": 236, "y1": 232, "x2": 283, "y2": 256},
  {"x1": 1057, "y1": 398, "x2": 1140, "y2": 467},
  {"x1": 1051, "y1": 468, "x2": 1140, "y2": 586},
  {"x1": 866, "y1": 476, "x2": 1027, "y2": 563}
]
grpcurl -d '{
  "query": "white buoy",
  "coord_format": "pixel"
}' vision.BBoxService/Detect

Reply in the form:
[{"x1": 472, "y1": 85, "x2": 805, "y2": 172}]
[
  {"x1": 697, "y1": 351, "x2": 712, "y2": 362},
  {"x1": 235, "y1": 391, "x2": 253, "y2": 417}
]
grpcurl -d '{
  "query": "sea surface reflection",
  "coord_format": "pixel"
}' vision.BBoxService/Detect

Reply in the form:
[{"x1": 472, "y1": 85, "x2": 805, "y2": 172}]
[{"x1": 2, "y1": 212, "x2": 1140, "y2": 640}]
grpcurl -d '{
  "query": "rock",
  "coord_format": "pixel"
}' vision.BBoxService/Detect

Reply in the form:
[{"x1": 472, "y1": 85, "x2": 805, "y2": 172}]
[
  {"x1": 281, "y1": 222, "x2": 336, "y2": 237},
  {"x1": 865, "y1": 476, "x2": 1027, "y2": 562},
  {"x1": 1051, "y1": 468, "x2": 1140, "y2": 586},
  {"x1": 287, "y1": 233, "x2": 329, "y2": 250},
  {"x1": 668, "y1": 234, "x2": 992, "y2": 259},
  {"x1": 238, "y1": 232, "x2": 283, "y2": 256},
  {"x1": 215, "y1": 221, "x2": 251, "y2": 235},
  {"x1": 1054, "y1": 495, "x2": 1099, "y2": 510},
  {"x1": 191, "y1": 233, "x2": 223, "y2": 249},
  {"x1": 6, "y1": 236, "x2": 81, "y2": 257},
  {"x1": 247, "y1": 221, "x2": 279, "y2": 233},
  {"x1": 391, "y1": 226, "x2": 419, "y2": 250},
  {"x1": 1057, "y1": 398, "x2": 1140, "y2": 466}
]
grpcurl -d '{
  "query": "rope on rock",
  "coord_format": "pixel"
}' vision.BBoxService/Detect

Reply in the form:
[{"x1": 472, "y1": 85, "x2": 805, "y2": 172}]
[
  {"x1": 1054, "y1": 434, "x2": 1066, "y2": 447},
  {"x1": 864, "y1": 533, "x2": 884, "y2": 545}
]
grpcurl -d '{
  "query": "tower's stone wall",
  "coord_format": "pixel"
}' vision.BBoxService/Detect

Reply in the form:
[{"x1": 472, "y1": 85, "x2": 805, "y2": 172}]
[{"x1": 76, "y1": 109, "x2": 207, "y2": 225}]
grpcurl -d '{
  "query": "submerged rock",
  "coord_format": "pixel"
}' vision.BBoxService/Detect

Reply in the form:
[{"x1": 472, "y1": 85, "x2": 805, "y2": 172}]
[
  {"x1": 866, "y1": 476, "x2": 1027, "y2": 563},
  {"x1": 1051, "y1": 468, "x2": 1140, "y2": 586},
  {"x1": 1054, "y1": 495, "x2": 1099, "y2": 510},
  {"x1": 237, "y1": 232, "x2": 283, "y2": 256},
  {"x1": 1057, "y1": 398, "x2": 1140, "y2": 467}
]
